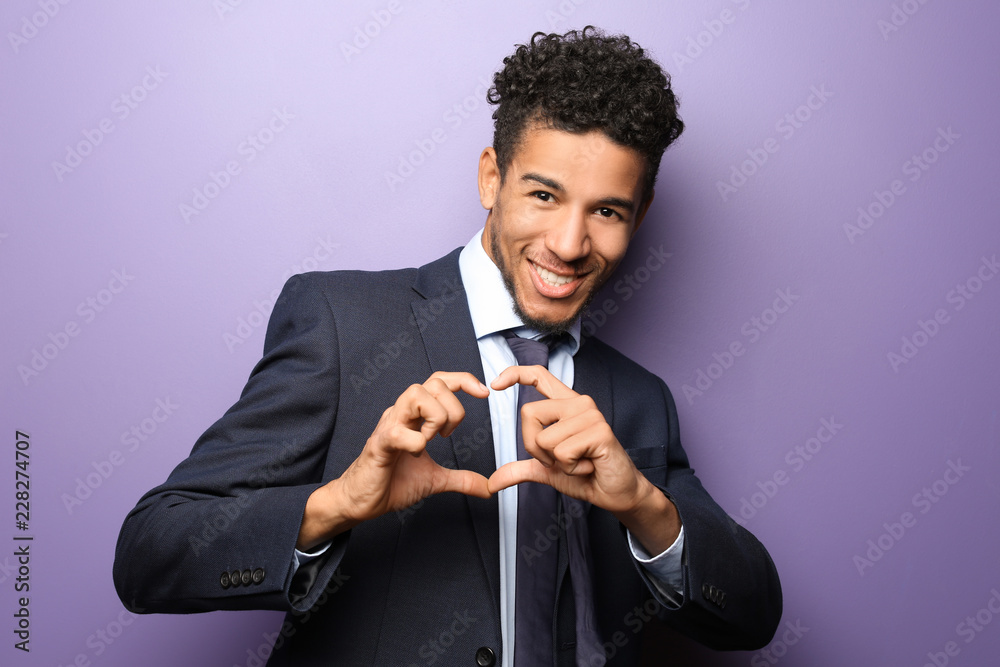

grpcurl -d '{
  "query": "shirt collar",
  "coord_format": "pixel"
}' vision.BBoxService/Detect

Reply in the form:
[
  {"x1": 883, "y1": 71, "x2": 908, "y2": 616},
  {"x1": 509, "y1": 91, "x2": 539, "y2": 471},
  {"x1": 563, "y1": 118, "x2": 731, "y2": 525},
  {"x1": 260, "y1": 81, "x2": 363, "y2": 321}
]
[{"x1": 458, "y1": 229, "x2": 581, "y2": 355}]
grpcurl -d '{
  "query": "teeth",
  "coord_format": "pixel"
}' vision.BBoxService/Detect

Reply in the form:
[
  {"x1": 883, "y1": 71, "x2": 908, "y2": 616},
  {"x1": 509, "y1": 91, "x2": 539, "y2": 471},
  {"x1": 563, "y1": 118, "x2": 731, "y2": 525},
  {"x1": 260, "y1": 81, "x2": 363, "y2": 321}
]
[{"x1": 535, "y1": 265, "x2": 573, "y2": 287}]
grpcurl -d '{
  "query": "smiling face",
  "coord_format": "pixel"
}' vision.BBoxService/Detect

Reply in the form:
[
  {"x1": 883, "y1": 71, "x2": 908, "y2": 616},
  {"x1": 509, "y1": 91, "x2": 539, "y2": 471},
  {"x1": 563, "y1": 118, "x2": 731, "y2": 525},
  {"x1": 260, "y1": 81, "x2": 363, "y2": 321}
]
[{"x1": 478, "y1": 125, "x2": 653, "y2": 333}]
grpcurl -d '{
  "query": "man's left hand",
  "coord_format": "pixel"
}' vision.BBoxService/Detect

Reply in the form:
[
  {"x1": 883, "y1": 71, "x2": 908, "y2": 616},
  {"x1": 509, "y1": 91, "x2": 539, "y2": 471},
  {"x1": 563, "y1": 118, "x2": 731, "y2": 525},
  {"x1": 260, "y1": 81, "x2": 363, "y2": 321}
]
[{"x1": 487, "y1": 365, "x2": 681, "y2": 554}]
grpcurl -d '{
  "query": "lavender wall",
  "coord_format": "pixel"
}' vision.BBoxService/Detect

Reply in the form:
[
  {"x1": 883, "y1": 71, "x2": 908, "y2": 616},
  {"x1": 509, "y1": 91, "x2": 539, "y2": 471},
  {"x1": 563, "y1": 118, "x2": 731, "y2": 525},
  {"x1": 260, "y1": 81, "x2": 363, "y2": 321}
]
[{"x1": 3, "y1": 1, "x2": 998, "y2": 665}]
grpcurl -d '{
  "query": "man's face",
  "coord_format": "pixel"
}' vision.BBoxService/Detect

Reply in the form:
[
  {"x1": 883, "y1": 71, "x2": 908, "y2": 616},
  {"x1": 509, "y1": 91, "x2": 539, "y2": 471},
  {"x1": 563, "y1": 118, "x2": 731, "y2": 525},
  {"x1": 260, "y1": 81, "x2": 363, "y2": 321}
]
[{"x1": 478, "y1": 125, "x2": 652, "y2": 333}]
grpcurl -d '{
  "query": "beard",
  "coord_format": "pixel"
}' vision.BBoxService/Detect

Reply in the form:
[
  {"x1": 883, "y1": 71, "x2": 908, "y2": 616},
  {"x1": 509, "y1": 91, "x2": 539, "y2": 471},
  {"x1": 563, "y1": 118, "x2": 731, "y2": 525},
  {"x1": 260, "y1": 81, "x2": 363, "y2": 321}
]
[{"x1": 488, "y1": 216, "x2": 599, "y2": 335}]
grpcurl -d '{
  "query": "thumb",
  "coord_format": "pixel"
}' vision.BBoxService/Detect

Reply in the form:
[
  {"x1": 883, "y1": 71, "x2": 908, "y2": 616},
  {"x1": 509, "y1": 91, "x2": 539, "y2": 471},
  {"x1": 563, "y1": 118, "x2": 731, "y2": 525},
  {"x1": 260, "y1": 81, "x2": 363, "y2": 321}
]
[
  {"x1": 487, "y1": 459, "x2": 550, "y2": 494},
  {"x1": 433, "y1": 467, "x2": 492, "y2": 499}
]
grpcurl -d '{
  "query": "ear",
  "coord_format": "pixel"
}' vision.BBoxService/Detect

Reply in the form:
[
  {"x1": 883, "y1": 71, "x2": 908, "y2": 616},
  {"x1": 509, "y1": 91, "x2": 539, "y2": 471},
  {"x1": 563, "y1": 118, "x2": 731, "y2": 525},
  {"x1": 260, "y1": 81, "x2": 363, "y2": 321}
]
[
  {"x1": 631, "y1": 188, "x2": 654, "y2": 238},
  {"x1": 478, "y1": 146, "x2": 501, "y2": 210}
]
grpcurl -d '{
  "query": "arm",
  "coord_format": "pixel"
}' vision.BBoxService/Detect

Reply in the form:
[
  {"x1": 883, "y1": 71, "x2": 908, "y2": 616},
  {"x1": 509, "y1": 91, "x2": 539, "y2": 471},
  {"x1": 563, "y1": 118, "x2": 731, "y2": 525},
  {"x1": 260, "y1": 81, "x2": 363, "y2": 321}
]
[
  {"x1": 487, "y1": 365, "x2": 782, "y2": 650},
  {"x1": 645, "y1": 377, "x2": 782, "y2": 650},
  {"x1": 113, "y1": 274, "x2": 490, "y2": 614},
  {"x1": 113, "y1": 274, "x2": 348, "y2": 613}
]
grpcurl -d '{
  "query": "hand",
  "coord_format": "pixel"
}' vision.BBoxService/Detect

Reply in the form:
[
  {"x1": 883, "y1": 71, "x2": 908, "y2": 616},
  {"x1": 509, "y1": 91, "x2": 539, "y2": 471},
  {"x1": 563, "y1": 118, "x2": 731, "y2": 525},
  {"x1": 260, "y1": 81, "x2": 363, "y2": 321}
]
[
  {"x1": 487, "y1": 365, "x2": 680, "y2": 553},
  {"x1": 298, "y1": 371, "x2": 490, "y2": 550}
]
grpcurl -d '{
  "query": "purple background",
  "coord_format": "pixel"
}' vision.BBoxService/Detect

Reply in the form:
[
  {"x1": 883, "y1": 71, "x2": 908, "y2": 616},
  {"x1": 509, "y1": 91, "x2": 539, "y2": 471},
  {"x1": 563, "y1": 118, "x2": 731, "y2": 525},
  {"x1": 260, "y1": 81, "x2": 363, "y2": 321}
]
[{"x1": 3, "y1": 1, "x2": 999, "y2": 665}]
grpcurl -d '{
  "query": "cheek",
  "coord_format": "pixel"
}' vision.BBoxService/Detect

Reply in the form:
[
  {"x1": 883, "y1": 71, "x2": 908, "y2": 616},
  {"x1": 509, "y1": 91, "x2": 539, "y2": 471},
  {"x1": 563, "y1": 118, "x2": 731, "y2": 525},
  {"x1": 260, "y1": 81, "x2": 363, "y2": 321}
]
[
  {"x1": 506, "y1": 195, "x2": 554, "y2": 230},
  {"x1": 500, "y1": 206, "x2": 546, "y2": 248},
  {"x1": 592, "y1": 228, "x2": 632, "y2": 266}
]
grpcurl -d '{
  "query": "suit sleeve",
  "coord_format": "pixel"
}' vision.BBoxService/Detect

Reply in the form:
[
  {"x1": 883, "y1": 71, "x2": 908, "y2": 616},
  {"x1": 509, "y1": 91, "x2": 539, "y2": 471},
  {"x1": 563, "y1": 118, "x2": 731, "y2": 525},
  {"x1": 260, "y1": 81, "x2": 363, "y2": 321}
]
[
  {"x1": 113, "y1": 273, "x2": 351, "y2": 614},
  {"x1": 637, "y1": 378, "x2": 783, "y2": 651}
]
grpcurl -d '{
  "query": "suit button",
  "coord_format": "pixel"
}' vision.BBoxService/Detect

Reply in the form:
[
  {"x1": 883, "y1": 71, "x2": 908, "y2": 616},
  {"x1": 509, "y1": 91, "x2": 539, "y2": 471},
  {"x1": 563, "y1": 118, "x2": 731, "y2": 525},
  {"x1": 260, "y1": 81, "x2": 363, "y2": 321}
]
[
  {"x1": 220, "y1": 572, "x2": 231, "y2": 588},
  {"x1": 241, "y1": 569, "x2": 253, "y2": 586},
  {"x1": 231, "y1": 570, "x2": 242, "y2": 587},
  {"x1": 475, "y1": 646, "x2": 495, "y2": 666},
  {"x1": 252, "y1": 568, "x2": 265, "y2": 585}
]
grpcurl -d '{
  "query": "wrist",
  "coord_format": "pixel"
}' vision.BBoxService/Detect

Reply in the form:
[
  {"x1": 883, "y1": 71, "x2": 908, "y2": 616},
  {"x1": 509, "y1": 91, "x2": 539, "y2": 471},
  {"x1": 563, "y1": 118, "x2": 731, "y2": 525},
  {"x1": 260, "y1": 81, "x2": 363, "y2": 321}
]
[
  {"x1": 297, "y1": 480, "x2": 359, "y2": 551},
  {"x1": 613, "y1": 479, "x2": 680, "y2": 555},
  {"x1": 614, "y1": 478, "x2": 666, "y2": 525}
]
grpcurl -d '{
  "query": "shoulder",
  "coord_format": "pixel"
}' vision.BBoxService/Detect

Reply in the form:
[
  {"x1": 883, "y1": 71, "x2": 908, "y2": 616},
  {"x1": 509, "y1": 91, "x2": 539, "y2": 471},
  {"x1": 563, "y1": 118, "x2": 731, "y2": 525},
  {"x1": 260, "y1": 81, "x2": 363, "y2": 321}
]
[
  {"x1": 263, "y1": 250, "x2": 465, "y2": 350},
  {"x1": 274, "y1": 247, "x2": 464, "y2": 312},
  {"x1": 263, "y1": 268, "x2": 420, "y2": 355},
  {"x1": 278, "y1": 265, "x2": 418, "y2": 306}
]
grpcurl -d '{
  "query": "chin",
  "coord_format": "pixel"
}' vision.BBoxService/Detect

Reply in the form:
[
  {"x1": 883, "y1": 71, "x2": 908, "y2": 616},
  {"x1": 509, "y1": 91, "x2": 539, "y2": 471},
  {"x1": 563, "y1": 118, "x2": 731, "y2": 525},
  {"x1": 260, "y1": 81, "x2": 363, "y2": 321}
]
[{"x1": 513, "y1": 294, "x2": 591, "y2": 335}]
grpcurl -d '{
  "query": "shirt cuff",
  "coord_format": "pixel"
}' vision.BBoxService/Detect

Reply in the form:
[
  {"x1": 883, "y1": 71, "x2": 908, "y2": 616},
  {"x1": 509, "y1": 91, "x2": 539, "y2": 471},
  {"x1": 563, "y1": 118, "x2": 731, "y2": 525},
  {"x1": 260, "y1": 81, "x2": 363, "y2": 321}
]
[
  {"x1": 628, "y1": 526, "x2": 685, "y2": 608},
  {"x1": 293, "y1": 541, "x2": 332, "y2": 572}
]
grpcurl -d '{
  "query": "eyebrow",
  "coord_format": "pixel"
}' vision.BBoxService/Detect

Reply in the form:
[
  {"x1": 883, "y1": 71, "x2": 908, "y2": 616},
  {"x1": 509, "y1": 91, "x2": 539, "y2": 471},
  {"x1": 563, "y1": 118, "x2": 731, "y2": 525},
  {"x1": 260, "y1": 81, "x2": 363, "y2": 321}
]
[
  {"x1": 520, "y1": 172, "x2": 636, "y2": 212},
  {"x1": 521, "y1": 172, "x2": 563, "y2": 191}
]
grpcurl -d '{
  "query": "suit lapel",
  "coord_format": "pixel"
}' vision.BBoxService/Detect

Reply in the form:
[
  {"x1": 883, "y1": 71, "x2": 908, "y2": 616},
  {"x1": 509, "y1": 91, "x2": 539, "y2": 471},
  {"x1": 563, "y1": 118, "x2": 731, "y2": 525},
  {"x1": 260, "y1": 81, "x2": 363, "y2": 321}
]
[
  {"x1": 411, "y1": 249, "x2": 501, "y2": 618},
  {"x1": 572, "y1": 338, "x2": 613, "y2": 428}
]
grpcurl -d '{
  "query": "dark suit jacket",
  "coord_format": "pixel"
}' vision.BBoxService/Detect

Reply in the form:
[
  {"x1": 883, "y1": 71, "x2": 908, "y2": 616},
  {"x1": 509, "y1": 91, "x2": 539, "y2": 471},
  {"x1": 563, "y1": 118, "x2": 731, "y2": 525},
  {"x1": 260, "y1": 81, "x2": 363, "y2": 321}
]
[{"x1": 113, "y1": 248, "x2": 781, "y2": 666}]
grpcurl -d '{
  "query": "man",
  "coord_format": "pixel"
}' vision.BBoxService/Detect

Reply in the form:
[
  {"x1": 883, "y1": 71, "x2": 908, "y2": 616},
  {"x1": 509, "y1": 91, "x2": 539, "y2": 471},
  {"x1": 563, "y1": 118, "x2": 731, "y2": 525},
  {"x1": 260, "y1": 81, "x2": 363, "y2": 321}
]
[{"x1": 114, "y1": 27, "x2": 781, "y2": 666}]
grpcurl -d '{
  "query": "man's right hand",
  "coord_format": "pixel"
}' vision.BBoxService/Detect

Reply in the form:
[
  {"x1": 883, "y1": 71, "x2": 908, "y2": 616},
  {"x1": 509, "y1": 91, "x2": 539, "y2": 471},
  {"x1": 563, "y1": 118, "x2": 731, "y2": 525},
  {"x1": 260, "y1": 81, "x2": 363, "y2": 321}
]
[{"x1": 297, "y1": 371, "x2": 491, "y2": 551}]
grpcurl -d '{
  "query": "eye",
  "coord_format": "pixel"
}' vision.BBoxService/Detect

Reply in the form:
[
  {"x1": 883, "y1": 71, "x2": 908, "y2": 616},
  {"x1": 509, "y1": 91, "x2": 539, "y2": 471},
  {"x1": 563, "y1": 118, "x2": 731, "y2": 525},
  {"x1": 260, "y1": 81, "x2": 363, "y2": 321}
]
[
  {"x1": 532, "y1": 191, "x2": 554, "y2": 202},
  {"x1": 597, "y1": 207, "x2": 620, "y2": 219}
]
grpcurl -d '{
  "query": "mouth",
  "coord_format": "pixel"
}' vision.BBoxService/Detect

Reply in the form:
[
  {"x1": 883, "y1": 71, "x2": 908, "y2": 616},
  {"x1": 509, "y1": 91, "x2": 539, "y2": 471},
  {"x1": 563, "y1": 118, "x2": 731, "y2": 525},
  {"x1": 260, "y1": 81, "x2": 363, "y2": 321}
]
[{"x1": 527, "y1": 259, "x2": 587, "y2": 299}]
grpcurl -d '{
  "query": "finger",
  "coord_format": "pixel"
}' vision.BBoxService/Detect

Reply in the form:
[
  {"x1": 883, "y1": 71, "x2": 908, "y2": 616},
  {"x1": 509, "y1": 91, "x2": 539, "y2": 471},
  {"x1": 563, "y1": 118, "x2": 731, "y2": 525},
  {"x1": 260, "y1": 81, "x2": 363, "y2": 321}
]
[
  {"x1": 490, "y1": 365, "x2": 577, "y2": 400},
  {"x1": 422, "y1": 376, "x2": 470, "y2": 438},
  {"x1": 532, "y1": 408, "x2": 606, "y2": 455},
  {"x1": 545, "y1": 430, "x2": 599, "y2": 476},
  {"x1": 487, "y1": 459, "x2": 551, "y2": 494},
  {"x1": 431, "y1": 467, "x2": 492, "y2": 499},
  {"x1": 396, "y1": 384, "x2": 451, "y2": 441},
  {"x1": 370, "y1": 422, "x2": 431, "y2": 460},
  {"x1": 427, "y1": 371, "x2": 490, "y2": 399},
  {"x1": 523, "y1": 422, "x2": 598, "y2": 476},
  {"x1": 520, "y1": 409, "x2": 555, "y2": 467},
  {"x1": 519, "y1": 398, "x2": 583, "y2": 467},
  {"x1": 421, "y1": 372, "x2": 490, "y2": 439}
]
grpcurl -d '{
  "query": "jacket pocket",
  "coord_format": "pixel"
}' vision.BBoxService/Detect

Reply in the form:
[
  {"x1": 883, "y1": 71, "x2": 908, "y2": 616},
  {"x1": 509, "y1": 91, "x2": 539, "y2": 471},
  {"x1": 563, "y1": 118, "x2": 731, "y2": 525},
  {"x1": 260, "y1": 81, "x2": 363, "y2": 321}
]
[{"x1": 625, "y1": 446, "x2": 667, "y2": 471}]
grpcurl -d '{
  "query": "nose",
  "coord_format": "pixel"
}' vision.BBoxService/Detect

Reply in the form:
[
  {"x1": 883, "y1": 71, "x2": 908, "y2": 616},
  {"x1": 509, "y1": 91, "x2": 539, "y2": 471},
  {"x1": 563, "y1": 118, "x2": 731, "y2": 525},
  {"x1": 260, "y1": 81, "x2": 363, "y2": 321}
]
[{"x1": 546, "y1": 207, "x2": 590, "y2": 265}]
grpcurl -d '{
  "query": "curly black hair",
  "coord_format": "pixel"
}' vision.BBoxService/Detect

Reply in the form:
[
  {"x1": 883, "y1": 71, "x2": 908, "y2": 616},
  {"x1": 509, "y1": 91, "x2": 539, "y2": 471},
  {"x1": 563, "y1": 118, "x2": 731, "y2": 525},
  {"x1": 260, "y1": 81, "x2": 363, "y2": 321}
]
[{"x1": 488, "y1": 26, "x2": 684, "y2": 204}]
